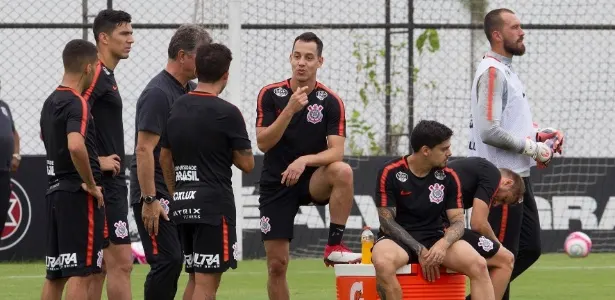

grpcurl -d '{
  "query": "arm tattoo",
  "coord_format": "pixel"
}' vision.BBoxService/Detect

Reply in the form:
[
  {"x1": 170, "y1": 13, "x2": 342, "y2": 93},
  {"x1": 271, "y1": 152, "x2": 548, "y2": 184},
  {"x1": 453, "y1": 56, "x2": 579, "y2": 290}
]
[
  {"x1": 444, "y1": 210, "x2": 465, "y2": 245},
  {"x1": 238, "y1": 149, "x2": 253, "y2": 156},
  {"x1": 378, "y1": 207, "x2": 425, "y2": 255}
]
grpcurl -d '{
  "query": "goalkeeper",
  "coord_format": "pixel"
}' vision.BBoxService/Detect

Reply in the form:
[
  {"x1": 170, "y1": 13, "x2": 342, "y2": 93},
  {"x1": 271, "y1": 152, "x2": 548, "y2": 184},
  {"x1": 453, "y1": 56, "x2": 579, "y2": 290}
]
[{"x1": 466, "y1": 8, "x2": 564, "y2": 300}]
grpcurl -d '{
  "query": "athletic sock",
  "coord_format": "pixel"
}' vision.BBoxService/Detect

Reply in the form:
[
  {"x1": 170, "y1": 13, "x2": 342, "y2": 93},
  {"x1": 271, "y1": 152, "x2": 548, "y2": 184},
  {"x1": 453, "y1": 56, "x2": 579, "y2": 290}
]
[{"x1": 327, "y1": 223, "x2": 346, "y2": 246}]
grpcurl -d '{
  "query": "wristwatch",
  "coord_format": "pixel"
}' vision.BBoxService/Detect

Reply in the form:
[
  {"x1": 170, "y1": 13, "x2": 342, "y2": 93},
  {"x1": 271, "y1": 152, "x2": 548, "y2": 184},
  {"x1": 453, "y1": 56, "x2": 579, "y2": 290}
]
[{"x1": 141, "y1": 195, "x2": 156, "y2": 204}]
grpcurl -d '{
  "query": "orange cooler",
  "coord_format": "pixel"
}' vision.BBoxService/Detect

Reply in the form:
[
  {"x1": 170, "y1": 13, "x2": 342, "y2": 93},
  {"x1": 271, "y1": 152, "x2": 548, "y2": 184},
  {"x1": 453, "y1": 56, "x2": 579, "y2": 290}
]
[{"x1": 335, "y1": 264, "x2": 466, "y2": 300}]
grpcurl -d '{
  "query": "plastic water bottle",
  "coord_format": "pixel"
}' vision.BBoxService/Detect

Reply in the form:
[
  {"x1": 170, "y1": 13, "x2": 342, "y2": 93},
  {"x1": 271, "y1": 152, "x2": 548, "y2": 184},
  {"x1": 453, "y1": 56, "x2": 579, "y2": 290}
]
[{"x1": 360, "y1": 226, "x2": 375, "y2": 264}]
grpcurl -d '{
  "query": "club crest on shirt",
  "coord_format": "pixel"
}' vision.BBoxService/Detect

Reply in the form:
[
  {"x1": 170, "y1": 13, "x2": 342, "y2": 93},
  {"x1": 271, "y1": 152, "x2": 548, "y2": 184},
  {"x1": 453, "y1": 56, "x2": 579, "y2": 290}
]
[
  {"x1": 478, "y1": 236, "x2": 494, "y2": 252},
  {"x1": 428, "y1": 183, "x2": 445, "y2": 204},
  {"x1": 114, "y1": 220, "x2": 128, "y2": 239},
  {"x1": 306, "y1": 104, "x2": 324, "y2": 124},
  {"x1": 159, "y1": 198, "x2": 170, "y2": 215},
  {"x1": 434, "y1": 170, "x2": 446, "y2": 180},
  {"x1": 396, "y1": 171, "x2": 408, "y2": 182},
  {"x1": 260, "y1": 216, "x2": 271, "y2": 234},
  {"x1": 315, "y1": 90, "x2": 328, "y2": 101},
  {"x1": 273, "y1": 87, "x2": 288, "y2": 97}
]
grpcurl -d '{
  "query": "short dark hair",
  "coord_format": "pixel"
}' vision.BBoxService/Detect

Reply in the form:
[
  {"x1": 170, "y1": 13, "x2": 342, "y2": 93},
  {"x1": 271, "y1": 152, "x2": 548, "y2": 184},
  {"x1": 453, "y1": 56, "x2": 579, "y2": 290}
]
[
  {"x1": 195, "y1": 43, "x2": 232, "y2": 83},
  {"x1": 410, "y1": 120, "x2": 453, "y2": 153},
  {"x1": 483, "y1": 8, "x2": 515, "y2": 43},
  {"x1": 168, "y1": 24, "x2": 212, "y2": 59},
  {"x1": 292, "y1": 32, "x2": 323, "y2": 56},
  {"x1": 62, "y1": 39, "x2": 98, "y2": 73},
  {"x1": 500, "y1": 168, "x2": 526, "y2": 202},
  {"x1": 93, "y1": 9, "x2": 132, "y2": 42}
]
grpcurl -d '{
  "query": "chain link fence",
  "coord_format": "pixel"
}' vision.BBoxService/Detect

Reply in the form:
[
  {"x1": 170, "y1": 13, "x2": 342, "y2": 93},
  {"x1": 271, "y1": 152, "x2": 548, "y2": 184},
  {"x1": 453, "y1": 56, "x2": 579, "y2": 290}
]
[
  {"x1": 2, "y1": 0, "x2": 614, "y2": 159},
  {"x1": 2, "y1": 0, "x2": 615, "y2": 254}
]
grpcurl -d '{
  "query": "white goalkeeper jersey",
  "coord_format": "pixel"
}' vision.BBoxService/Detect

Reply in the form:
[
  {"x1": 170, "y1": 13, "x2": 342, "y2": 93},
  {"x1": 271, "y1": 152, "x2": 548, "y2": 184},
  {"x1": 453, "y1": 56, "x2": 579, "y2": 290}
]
[{"x1": 468, "y1": 55, "x2": 535, "y2": 176}]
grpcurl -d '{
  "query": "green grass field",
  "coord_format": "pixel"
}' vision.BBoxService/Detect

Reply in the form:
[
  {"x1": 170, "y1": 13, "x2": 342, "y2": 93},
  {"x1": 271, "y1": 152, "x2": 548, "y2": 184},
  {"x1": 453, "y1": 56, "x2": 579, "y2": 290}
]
[{"x1": 2, "y1": 253, "x2": 614, "y2": 299}]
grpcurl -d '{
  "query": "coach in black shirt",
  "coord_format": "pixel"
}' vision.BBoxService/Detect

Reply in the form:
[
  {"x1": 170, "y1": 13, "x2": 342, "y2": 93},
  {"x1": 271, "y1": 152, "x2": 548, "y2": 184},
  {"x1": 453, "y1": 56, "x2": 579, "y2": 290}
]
[
  {"x1": 130, "y1": 25, "x2": 211, "y2": 300},
  {"x1": 39, "y1": 39, "x2": 105, "y2": 300},
  {"x1": 371, "y1": 120, "x2": 495, "y2": 300},
  {"x1": 0, "y1": 80, "x2": 21, "y2": 242},
  {"x1": 160, "y1": 42, "x2": 253, "y2": 299}
]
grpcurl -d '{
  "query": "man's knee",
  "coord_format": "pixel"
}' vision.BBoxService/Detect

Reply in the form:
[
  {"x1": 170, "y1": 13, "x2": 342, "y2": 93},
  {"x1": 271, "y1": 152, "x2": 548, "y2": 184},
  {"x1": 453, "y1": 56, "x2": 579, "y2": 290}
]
[
  {"x1": 326, "y1": 162, "x2": 353, "y2": 186},
  {"x1": 493, "y1": 248, "x2": 515, "y2": 271},
  {"x1": 267, "y1": 256, "x2": 288, "y2": 278},
  {"x1": 372, "y1": 251, "x2": 398, "y2": 278},
  {"x1": 466, "y1": 256, "x2": 489, "y2": 279}
]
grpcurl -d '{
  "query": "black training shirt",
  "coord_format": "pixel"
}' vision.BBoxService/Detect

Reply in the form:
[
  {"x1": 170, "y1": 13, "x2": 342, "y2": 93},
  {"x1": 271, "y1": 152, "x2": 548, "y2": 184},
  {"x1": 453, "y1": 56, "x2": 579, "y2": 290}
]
[
  {"x1": 447, "y1": 157, "x2": 501, "y2": 208},
  {"x1": 40, "y1": 86, "x2": 101, "y2": 194},
  {"x1": 374, "y1": 156, "x2": 463, "y2": 233},
  {"x1": 0, "y1": 100, "x2": 15, "y2": 171},
  {"x1": 129, "y1": 70, "x2": 195, "y2": 204},
  {"x1": 255, "y1": 79, "x2": 346, "y2": 192},
  {"x1": 83, "y1": 60, "x2": 126, "y2": 181},
  {"x1": 161, "y1": 91, "x2": 251, "y2": 224}
]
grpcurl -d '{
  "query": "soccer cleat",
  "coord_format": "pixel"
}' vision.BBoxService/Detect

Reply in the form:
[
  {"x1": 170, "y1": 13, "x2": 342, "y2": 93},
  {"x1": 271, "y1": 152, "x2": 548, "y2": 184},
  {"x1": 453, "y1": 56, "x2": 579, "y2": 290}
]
[{"x1": 323, "y1": 243, "x2": 362, "y2": 267}]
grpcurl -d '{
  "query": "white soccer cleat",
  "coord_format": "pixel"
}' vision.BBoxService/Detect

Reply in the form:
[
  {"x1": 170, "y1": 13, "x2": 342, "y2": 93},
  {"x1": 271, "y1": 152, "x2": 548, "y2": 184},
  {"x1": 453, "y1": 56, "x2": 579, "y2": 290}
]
[{"x1": 323, "y1": 243, "x2": 362, "y2": 267}]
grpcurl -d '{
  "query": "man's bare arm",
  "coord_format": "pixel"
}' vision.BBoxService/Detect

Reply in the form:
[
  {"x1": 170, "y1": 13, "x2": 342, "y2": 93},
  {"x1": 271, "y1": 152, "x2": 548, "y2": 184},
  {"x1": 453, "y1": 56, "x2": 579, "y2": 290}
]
[
  {"x1": 475, "y1": 67, "x2": 526, "y2": 153},
  {"x1": 67, "y1": 133, "x2": 96, "y2": 188},
  {"x1": 135, "y1": 131, "x2": 160, "y2": 197},
  {"x1": 378, "y1": 207, "x2": 425, "y2": 255},
  {"x1": 159, "y1": 147, "x2": 175, "y2": 197},
  {"x1": 470, "y1": 199, "x2": 500, "y2": 243},
  {"x1": 443, "y1": 208, "x2": 465, "y2": 246},
  {"x1": 255, "y1": 109, "x2": 294, "y2": 152},
  {"x1": 300, "y1": 135, "x2": 344, "y2": 167}
]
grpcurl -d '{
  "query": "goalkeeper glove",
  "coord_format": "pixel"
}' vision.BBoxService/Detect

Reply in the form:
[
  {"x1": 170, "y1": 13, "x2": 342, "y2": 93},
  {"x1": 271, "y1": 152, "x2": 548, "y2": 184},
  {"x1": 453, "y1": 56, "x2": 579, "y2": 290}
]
[
  {"x1": 522, "y1": 139, "x2": 553, "y2": 168},
  {"x1": 536, "y1": 127, "x2": 564, "y2": 154}
]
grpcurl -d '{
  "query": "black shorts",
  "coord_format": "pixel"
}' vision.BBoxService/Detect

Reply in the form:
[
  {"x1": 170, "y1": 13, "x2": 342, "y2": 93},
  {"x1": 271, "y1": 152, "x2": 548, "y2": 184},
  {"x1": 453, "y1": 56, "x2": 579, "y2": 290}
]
[
  {"x1": 374, "y1": 230, "x2": 444, "y2": 264},
  {"x1": 102, "y1": 178, "x2": 130, "y2": 246},
  {"x1": 45, "y1": 190, "x2": 105, "y2": 280},
  {"x1": 259, "y1": 168, "x2": 328, "y2": 241},
  {"x1": 178, "y1": 216, "x2": 237, "y2": 274},
  {"x1": 462, "y1": 229, "x2": 500, "y2": 259}
]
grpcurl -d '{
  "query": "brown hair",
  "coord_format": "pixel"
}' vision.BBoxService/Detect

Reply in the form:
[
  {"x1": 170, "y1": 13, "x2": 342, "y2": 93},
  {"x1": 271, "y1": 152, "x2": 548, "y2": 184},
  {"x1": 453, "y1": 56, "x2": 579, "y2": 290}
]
[{"x1": 500, "y1": 168, "x2": 525, "y2": 203}]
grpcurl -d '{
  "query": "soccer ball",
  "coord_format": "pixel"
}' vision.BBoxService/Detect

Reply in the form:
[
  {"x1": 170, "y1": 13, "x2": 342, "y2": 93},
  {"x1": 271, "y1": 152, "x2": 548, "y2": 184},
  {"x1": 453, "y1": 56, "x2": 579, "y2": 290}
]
[
  {"x1": 131, "y1": 241, "x2": 147, "y2": 264},
  {"x1": 564, "y1": 231, "x2": 592, "y2": 258}
]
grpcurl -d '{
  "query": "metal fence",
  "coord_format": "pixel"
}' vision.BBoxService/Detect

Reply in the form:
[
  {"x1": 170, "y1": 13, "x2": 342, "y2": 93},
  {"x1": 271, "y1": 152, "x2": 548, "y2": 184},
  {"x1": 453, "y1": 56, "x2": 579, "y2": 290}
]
[
  {"x1": 0, "y1": 0, "x2": 613, "y2": 159},
  {"x1": 2, "y1": 0, "x2": 615, "y2": 254}
]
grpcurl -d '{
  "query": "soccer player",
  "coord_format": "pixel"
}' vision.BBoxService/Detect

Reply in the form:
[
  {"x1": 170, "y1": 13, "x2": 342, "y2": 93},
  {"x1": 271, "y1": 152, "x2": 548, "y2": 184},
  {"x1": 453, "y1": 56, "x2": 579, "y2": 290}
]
[
  {"x1": 39, "y1": 39, "x2": 105, "y2": 300},
  {"x1": 0, "y1": 79, "x2": 21, "y2": 243},
  {"x1": 467, "y1": 8, "x2": 564, "y2": 300},
  {"x1": 130, "y1": 25, "x2": 211, "y2": 300},
  {"x1": 372, "y1": 120, "x2": 495, "y2": 300},
  {"x1": 160, "y1": 42, "x2": 254, "y2": 300},
  {"x1": 255, "y1": 32, "x2": 360, "y2": 299},
  {"x1": 83, "y1": 9, "x2": 134, "y2": 300},
  {"x1": 447, "y1": 157, "x2": 524, "y2": 299}
]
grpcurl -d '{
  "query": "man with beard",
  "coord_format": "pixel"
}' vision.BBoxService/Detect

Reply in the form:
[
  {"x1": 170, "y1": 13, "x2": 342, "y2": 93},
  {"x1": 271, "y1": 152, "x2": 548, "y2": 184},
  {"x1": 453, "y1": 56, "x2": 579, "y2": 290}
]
[
  {"x1": 131, "y1": 25, "x2": 211, "y2": 300},
  {"x1": 466, "y1": 8, "x2": 565, "y2": 300}
]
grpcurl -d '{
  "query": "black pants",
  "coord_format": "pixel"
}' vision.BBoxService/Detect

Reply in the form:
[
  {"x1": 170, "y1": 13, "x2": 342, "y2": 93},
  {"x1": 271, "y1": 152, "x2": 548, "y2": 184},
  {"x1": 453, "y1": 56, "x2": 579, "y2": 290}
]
[
  {"x1": 133, "y1": 201, "x2": 183, "y2": 300},
  {"x1": 0, "y1": 171, "x2": 11, "y2": 241},
  {"x1": 468, "y1": 177, "x2": 541, "y2": 300}
]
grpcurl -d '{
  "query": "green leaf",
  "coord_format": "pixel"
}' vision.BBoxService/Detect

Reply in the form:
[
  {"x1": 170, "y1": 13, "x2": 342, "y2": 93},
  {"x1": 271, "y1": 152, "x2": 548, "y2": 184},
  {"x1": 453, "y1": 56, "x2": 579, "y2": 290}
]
[
  {"x1": 351, "y1": 109, "x2": 361, "y2": 119},
  {"x1": 359, "y1": 88, "x2": 367, "y2": 105},
  {"x1": 368, "y1": 70, "x2": 377, "y2": 82},
  {"x1": 427, "y1": 29, "x2": 440, "y2": 52},
  {"x1": 416, "y1": 30, "x2": 428, "y2": 55},
  {"x1": 379, "y1": 48, "x2": 386, "y2": 57}
]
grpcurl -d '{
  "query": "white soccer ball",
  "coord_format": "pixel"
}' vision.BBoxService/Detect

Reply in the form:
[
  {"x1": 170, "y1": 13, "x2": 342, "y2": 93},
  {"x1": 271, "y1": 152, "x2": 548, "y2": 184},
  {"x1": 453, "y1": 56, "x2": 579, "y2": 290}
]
[{"x1": 564, "y1": 231, "x2": 592, "y2": 258}]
